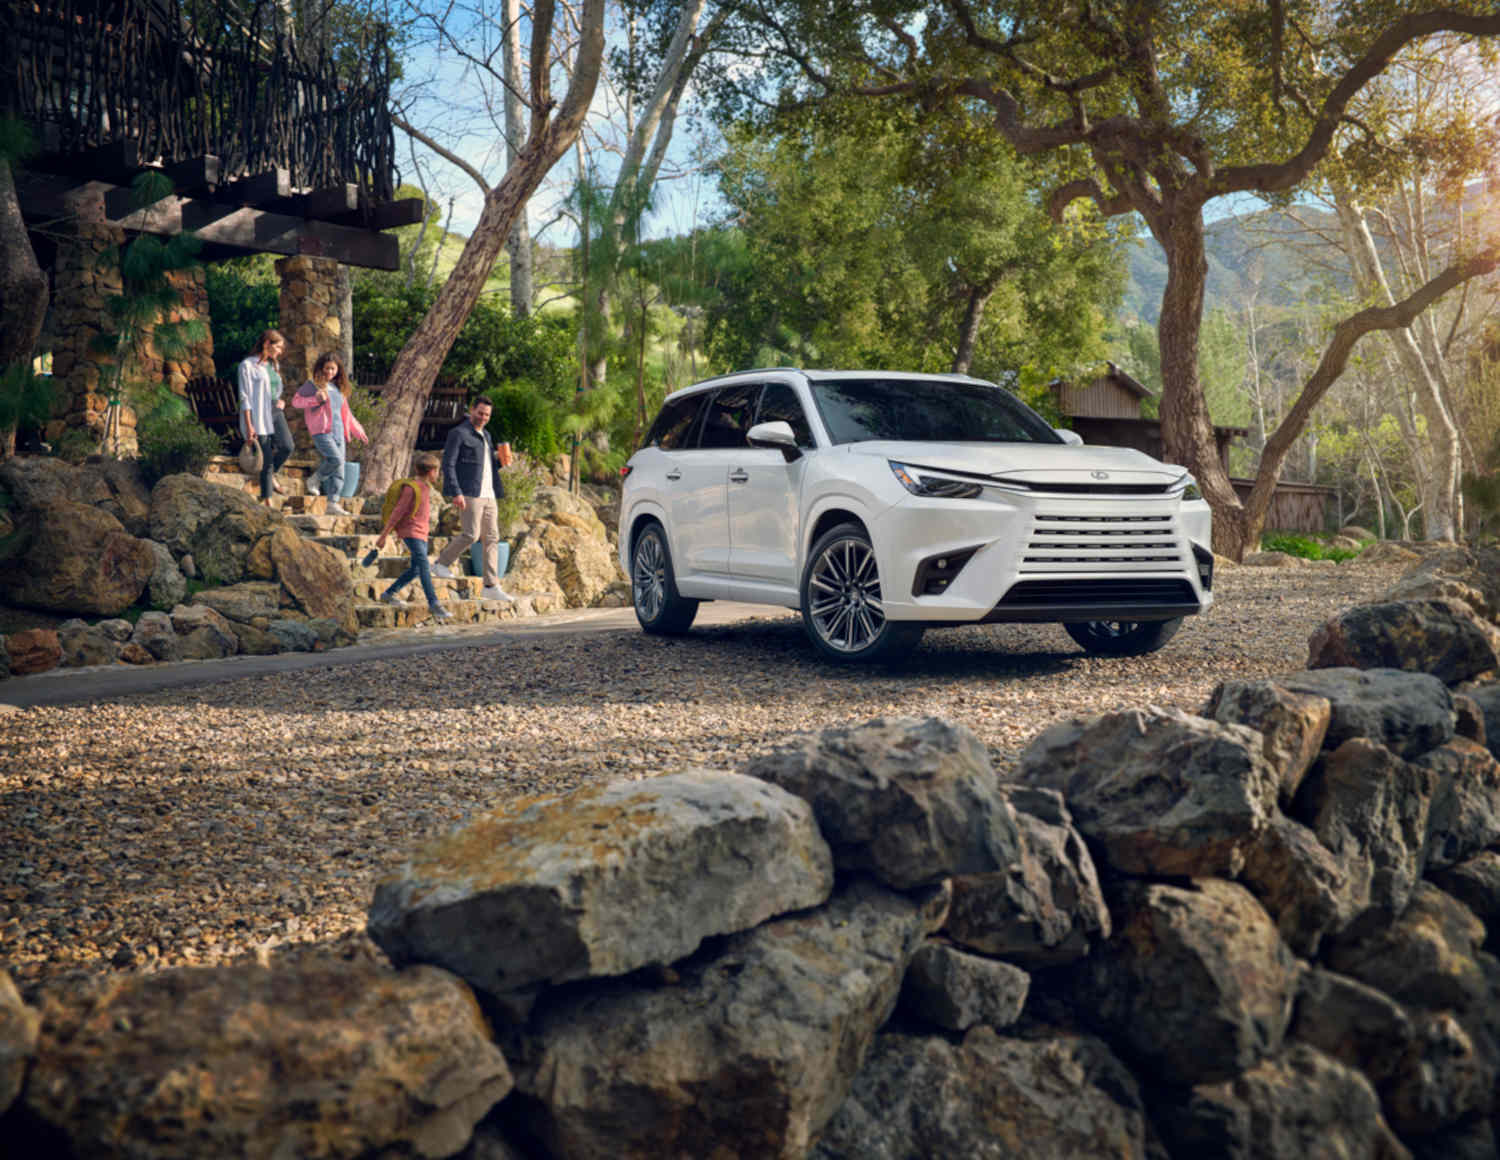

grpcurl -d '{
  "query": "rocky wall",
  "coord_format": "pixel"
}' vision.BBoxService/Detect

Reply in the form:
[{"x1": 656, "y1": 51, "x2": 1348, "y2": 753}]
[
  {"x1": 3, "y1": 547, "x2": 1500, "y2": 1158},
  {"x1": 44, "y1": 190, "x2": 214, "y2": 456}
]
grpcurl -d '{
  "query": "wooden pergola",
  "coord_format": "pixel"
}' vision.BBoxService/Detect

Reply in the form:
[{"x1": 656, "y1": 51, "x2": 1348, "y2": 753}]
[{"x1": 2, "y1": 0, "x2": 422, "y2": 270}]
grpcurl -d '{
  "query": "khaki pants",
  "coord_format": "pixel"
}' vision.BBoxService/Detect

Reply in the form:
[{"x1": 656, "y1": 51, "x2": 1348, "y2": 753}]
[{"x1": 435, "y1": 496, "x2": 500, "y2": 587}]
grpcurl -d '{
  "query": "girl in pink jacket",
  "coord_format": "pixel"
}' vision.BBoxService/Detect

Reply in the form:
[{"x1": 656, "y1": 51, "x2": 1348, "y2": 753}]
[{"x1": 293, "y1": 352, "x2": 367, "y2": 515}]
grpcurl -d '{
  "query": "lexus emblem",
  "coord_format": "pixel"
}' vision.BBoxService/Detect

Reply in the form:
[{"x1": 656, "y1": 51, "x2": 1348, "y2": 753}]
[{"x1": 1091, "y1": 471, "x2": 1110, "y2": 480}]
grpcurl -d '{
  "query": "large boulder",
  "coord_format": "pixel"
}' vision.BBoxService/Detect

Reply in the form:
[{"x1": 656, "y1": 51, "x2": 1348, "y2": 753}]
[
  {"x1": 523, "y1": 485, "x2": 608, "y2": 540},
  {"x1": 1429, "y1": 851, "x2": 1500, "y2": 930},
  {"x1": 148, "y1": 474, "x2": 276, "y2": 585},
  {"x1": 507, "y1": 520, "x2": 619, "y2": 608},
  {"x1": 1417, "y1": 738, "x2": 1500, "y2": 871},
  {"x1": 1291, "y1": 967, "x2": 1414, "y2": 1089},
  {"x1": 190, "y1": 581, "x2": 283, "y2": 624},
  {"x1": 57, "y1": 623, "x2": 121, "y2": 668},
  {"x1": 1308, "y1": 599, "x2": 1500, "y2": 686},
  {"x1": 1271, "y1": 668, "x2": 1454, "y2": 760},
  {"x1": 745, "y1": 716, "x2": 1022, "y2": 890},
  {"x1": 897, "y1": 942, "x2": 1029, "y2": 1033},
  {"x1": 1294, "y1": 739, "x2": 1436, "y2": 932},
  {"x1": 0, "y1": 970, "x2": 40, "y2": 1118},
  {"x1": 811, "y1": 1026, "x2": 1150, "y2": 1160},
  {"x1": 0, "y1": 456, "x2": 109, "y2": 510},
  {"x1": 1238, "y1": 813, "x2": 1359, "y2": 957},
  {"x1": 1466, "y1": 685, "x2": 1500, "y2": 764},
  {"x1": 81, "y1": 459, "x2": 153, "y2": 536},
  {"x1": 1067, "y1": 879, "x2": 1300, "y2": 1087},
  {"x1": 267, "y1": 525, "x2": 356, "y2": 633},
  {"x1": 1204, "y1": 678, "x2": 1331, "y2": 803},
  {"x1": 369, "y1": 769, "x2": 834, "y2": 1000},
  {"x1": 1154, "y1": 1043, "x2": 1406, "y2": 1160},
  {"x1": 1393, "y1": 546, "x2": 1500, "y2": 623},
  {"x1": 943, "y1": 785, "x2": 1111, "y2": 967},
  {"x1": 506, "y1": 877, "x2": 942, "y2": 1160},
  {"x1": 142, "y1": 539, "x2": 186, "y2": 610},
  {"x1": 130, "y1": 610, "x2": 180, "y2": 662},
  {"x1": 0, "y1": 502, "x2": 154, "y2": 615},
  {"x1": 5, "y1": 628, "x2": 61, "y2": 676},
  {"x1": 17, "y1": 961, "x2": 510, "y2": 1160},
  {"x1": 1324, "y1": 882, "x2": 1490, "y2": 1014},
  {"x1": 1014, "y1": 707, "x2": 1280, "y2": 878}
]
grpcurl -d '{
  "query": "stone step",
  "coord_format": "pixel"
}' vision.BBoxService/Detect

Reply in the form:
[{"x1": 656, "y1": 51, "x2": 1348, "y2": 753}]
[
  {"x1": 354, "y1": 597, "x2": 524, "y2": 629},
  {"x1": 318, "y1": 534, "x2": 461, "y2": 559},
  {"x1": 352, "y1": 574, "x2": 484, "y2": 601}
]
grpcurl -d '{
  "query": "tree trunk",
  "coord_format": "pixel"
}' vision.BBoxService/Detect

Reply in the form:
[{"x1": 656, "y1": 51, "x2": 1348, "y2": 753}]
[
  {"x1": 1155, "y1": 214, "x2": 1248, "y2": 557},
  {"x1": 362, "y1": 0, "x2": 606, "y2": 497},
  {"x1": 950, "y1": 285, "x2": 992, "y2": 375},
  {"x1": 0, "y1": 159, "x2": 48, "y2": 371},
  {"x1": 502, "y1": 0, "x2": 534, "y2": 318}
]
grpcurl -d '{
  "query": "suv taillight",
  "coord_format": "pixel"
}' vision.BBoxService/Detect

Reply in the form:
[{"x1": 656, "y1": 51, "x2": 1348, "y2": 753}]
[{"x1": 620, "y1": 465, "x2": 633, "y2": 479}]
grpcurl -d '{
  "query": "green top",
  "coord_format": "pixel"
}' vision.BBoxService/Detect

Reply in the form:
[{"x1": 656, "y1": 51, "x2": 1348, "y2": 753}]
[{"x1": 267, "y1": 365, "x2": 283, "y2": 397}]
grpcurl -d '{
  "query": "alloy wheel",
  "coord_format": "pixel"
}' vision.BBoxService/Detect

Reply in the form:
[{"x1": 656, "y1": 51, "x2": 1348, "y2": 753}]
[
  {"x1": 633, "y1": 532, "x2": 666, "y2": 622},
  {"x1": 807, "y1": 536, "x2": 886, "y2": 653}
]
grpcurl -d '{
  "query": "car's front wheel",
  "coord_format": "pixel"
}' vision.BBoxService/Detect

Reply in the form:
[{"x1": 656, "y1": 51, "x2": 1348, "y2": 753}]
[
  {"x1": 632, "y1": 522, "x2": 698, "y2": 635},
  {"x1": 1064, "y1": 617, "x2": 1183, "y2": 656},
  {"x1": 800, "y1": 522, "x2": 924, "y2": 662}
]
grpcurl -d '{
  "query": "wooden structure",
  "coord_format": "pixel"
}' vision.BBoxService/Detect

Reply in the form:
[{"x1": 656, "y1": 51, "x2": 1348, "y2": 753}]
[
  {"x1": 354, "y1": 357, "x2": 472, "y2": 449},
  {"x1": 3, "y1": 0, "x2": 423, "y2": 270},
  {"x1": 184, "y1": 375, "x2": 241, "y2": 450},
  {"x1": 1052, "y1": 362, "x2": 1335, "y2": 532}
]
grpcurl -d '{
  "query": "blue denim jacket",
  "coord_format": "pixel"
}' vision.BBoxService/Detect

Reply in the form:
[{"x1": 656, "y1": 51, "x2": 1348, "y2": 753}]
[{"x1": 441, "y1": 419, "x2": 506, "y2": 499}]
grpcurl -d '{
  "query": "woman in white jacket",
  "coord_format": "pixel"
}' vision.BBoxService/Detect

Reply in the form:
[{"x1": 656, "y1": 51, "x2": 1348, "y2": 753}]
[{"x1": 236, "y1": 329, "x2": 294, "y2": 504}]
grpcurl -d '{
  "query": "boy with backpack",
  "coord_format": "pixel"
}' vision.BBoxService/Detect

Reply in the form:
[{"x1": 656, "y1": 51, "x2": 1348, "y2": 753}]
[{"x1": 374, "y1": 453, "x2": 453, "y2": 622}]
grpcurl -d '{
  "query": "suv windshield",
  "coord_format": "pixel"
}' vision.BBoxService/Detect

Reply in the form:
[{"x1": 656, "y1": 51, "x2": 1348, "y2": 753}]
[{"x1": 810, "y1": 378, "x2": 1061, "y2": 445}]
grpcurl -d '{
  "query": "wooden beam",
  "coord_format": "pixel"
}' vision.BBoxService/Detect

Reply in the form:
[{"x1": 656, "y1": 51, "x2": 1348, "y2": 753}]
[
  {"x1": 221, "y1": 168, "x2": 292, "y2": 206},
  {"x1": 262, "y1": 183, "x2": 360, "y2": 220},
  {"x1": 161, "y1": 156, "x2": 222, "y2": 197},
  {"x1": 327, "y1": 197, "x2": 427, "y2": 231},
  {"x1": 27, "y1": 139, "x2": 143, "y2": 184},
  {"x1": 181, "y1": 201, "x2": 398, "y2": 270}
]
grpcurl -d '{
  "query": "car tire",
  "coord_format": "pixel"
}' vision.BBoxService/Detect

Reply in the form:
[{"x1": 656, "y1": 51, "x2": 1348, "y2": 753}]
[
  {"x1": 1064, "y1": 617, "x2": 1183, "y2": 656},
  {"x1": 631, "y1": 521, "x2": 698, "y2": 635},
  {"x1": 800, "y1": 522, "x2": 924, "y2": 663}
]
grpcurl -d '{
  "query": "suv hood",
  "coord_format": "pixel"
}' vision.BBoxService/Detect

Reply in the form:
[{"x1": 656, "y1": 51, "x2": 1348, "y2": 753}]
[{"x1": 848, "y1": 440, "x2": 1183, "y2": 484}]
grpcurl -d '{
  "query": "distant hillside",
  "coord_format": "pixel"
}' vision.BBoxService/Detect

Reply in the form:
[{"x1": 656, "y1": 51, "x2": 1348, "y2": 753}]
[{"x1": 1122, "y1": 208, "x2": 1349, "y2": 324}]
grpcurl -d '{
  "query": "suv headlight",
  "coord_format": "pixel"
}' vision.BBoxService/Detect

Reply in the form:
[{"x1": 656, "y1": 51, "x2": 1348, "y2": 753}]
[
  {"x1": 889, "y1": 461, "x2": 983, "y2": 499},
  {"x1": 1174, "y1": 474, "x2": 1204, "y2": 502}
]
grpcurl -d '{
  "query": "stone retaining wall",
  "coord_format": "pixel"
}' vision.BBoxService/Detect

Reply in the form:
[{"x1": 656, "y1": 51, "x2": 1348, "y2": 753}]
[{"x1": 3, "y1": 547, "x2": 1499, "y2": 1158}]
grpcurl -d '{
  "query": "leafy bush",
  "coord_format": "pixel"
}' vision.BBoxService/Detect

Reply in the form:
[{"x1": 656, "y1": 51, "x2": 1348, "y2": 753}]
[
  {"x1": 205, "y1": 257, "x2": 280, "y2": 372},
  {"x1": 1260, "y1": 532, "x2": 1362, "y2": 563},
  {"x1": 494, "y1": 468, "x2": 539, "y2": 537},
  {"x1": 0, "y1": 364, "x2": 53, "y2": 441},
  {"x1": 135, "y1": 387, "x2": 223, "y2": 483},
  {"x1": 485, "y1": 384, "x2": 561, "y2": 461},
  {"x1": 52, "y1": 427, "x2": 100, "y2": 464},
  {"x1": 343, "y1": 382, "x2": 385, "y2": 464}
]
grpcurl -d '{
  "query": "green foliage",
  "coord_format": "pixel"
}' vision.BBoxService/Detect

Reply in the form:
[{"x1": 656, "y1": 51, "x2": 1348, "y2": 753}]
[
  {"x1": 205, "y1": 257, "x2": 279, "y2": 372},
  {"x1": 134, "y1": 387, "x2": 223, "y2": 484},
  {"x1": 494, "y1": 469, "x2": 538, "y2": 538},
  {"x1": 1462, "y1": 428, "x2": 1500, "y2": 543},
  {"x1": 0, "y1": 117, "x2": 37, "y2": 166},
  {"x1": 0, "y1": 364, "x2": 52, "y2": 436},
  {"x1": 343, "y1": 382, "x2": 384, "y2": 464},
  {"x1": 51, "y1": 428, "x2": 99, "y2": 465},
  {"x1": 485, "y1": 384, "x2": 561, "y2": 461},
  {"x1": 1261, "y1": 532, "x2": 1362, "y2": 563},
  {"x1": 351, "y1": 281, "x2": 575, "y2": 403}
]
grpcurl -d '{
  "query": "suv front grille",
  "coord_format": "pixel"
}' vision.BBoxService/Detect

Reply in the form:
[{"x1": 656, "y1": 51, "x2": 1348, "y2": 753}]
[
  {"x1": 1000, "y1": 481, "x2": 1172, "y2": 495},
  {"x1": 998, "y1": 578, "x2": 1198, "y2": 606},
  {"x1": 1021, "y1": 514, "x2": 1184, "y2": 572}
]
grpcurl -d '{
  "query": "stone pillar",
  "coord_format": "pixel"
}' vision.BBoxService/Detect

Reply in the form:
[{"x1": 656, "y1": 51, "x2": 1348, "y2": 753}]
[
  {"x1": 45, "y1": 191, "x2": 214, "y2": 457},
  {"x1": 276, "y1": 255, "x2": 346, "y2": 453}
]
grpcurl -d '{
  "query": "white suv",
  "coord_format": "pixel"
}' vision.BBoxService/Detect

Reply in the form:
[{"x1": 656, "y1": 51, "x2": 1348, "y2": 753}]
[{"x1": 619, "y1": 369, "x2": 1214, "y2": 662}]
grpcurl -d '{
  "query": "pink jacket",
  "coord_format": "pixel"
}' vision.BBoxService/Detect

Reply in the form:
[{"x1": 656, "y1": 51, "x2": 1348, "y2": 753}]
[{"x1": 293, "y1": 381, "x2": 367, "y2": 442}]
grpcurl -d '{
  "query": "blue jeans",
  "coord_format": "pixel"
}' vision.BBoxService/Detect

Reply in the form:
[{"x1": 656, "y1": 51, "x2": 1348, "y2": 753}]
[
  {"x1": 312, "y1": 432, "x2": 346, "y2": 498},
  {"x1": 256, "y1": 408, "x2": 294, "y2": 499},
  {"x1": 383, "y1": 537, "x2": 440, "y2": 608}
]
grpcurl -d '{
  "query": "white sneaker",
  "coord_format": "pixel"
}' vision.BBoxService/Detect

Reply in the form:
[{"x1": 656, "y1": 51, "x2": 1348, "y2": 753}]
[
  {"x1": 482, "y1": 585, "x2": 516, "y2": 602},
  {"x1": 379, "y1": 591, "x2": 409, "y2": 607},
  {"x1": 431, "y1": 563, "x2": 456, "y2": 579},
  {"x1": 429, "y1": 606, "x2": 454, "y2": 623},
  {"x1": 306, "y1": 479, "x2": 320, "y2": 496},
  {"x1": 328, "y1": 502, "x2": 350, "y2": 516}
]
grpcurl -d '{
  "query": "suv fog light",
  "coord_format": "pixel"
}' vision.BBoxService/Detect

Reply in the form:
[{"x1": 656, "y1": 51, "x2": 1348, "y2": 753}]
[
  {"x1": 1192, "y1": 543, "x2": 1214, "y2": 591},
  {"x1": 912, "y1": 547, "x2": 980, "y2": 597}
]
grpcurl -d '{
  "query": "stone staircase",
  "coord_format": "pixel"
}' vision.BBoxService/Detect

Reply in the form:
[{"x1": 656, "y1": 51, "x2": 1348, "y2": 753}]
[{"x1": 202, "y1": 454, "x2": 565, "y2": 631}]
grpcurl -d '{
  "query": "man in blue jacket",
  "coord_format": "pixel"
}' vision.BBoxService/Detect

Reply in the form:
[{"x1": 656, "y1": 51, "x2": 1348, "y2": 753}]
[{"x1": 432, "y1": 397, "x2": 515, "y2": 601}]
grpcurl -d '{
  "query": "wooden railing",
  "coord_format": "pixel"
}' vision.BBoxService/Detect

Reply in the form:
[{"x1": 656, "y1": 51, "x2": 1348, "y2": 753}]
[{"x1": 1, "y1": 0, "x2": 396, "y2": 204}]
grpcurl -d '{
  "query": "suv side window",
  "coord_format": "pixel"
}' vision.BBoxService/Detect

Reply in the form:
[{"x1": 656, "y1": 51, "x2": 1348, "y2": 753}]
[
  {"x1": 755, "y1": 382, "x2": 814, "y2": 448},
  {"x1": 645, "y1": 392, "x2": 707, "y2": 450},
  {"x1": 698, "y1": 385, "x2": 759, "y2": 450}
]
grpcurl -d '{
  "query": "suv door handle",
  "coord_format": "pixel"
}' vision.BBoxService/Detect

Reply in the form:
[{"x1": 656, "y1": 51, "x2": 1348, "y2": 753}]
[
  {"x1": 729, "y1": 469, "x2": 749, "y2": 483},
  {"x1": 665, "y1": 469, "x2": 682, "y2": 481}
]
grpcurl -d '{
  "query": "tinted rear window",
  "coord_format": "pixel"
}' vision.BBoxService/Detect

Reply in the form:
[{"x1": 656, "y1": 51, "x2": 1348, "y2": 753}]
[{"x1": 643, "y1": 393, "x2": 707, "y2": 450}]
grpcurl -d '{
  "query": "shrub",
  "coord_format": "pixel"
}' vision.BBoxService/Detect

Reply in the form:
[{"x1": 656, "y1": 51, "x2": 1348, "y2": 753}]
[
  {"x1": 486, "y1": 384, "x2": 561, "y2": 461},
  {"x1": 494, "y1": 468, "x2": 539, "y2": 537},
  {"x1": 344, "y1": 382, "x2": 385, "y2": 464},
  {"x1": 52, "y1": 427, "x2": 100, "y2": 464},
  {"x1": 1261, "y1": 531, "x2": 1362, "y2": 563},
  {"x1": 135, "y1": 387, "x2": 223, "y2": 484}
]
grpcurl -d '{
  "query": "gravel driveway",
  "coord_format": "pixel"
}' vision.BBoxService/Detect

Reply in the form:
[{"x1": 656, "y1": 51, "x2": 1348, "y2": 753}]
[{"x1": 0, "y1": 561, "x2": 1406, "y2": 993}]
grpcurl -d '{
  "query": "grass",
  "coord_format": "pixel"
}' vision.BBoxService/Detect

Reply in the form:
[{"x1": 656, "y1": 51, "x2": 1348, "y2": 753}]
[{"x1": 1260, "y1": 531, "x2": 1367, "y2": 564}]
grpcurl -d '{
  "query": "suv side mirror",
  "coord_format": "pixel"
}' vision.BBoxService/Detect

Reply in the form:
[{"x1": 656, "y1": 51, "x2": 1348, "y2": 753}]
[
  {"x1": 1055, "y1": 428, "x2": 1084, "y2": 446},
  {"x1": 747, "y1": 420, "x2": 802, "y2": 461}
]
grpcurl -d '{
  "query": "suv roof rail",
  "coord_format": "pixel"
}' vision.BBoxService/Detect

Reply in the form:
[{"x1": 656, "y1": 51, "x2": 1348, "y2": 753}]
[{"x1": 729, "y1": 366, "x2": 803, "y2": 375}]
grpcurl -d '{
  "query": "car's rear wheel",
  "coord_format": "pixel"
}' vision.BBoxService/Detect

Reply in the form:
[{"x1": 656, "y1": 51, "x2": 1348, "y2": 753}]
[
  {"x1": 1064, "y1": 617, "x2": 1183, "y2": 656},
  {"x1": 801, "y1": 522, "x2": 924, "y2": 662},
  {"x1": 632, "y1": 522, "x2": 698, "y2": 635}
]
